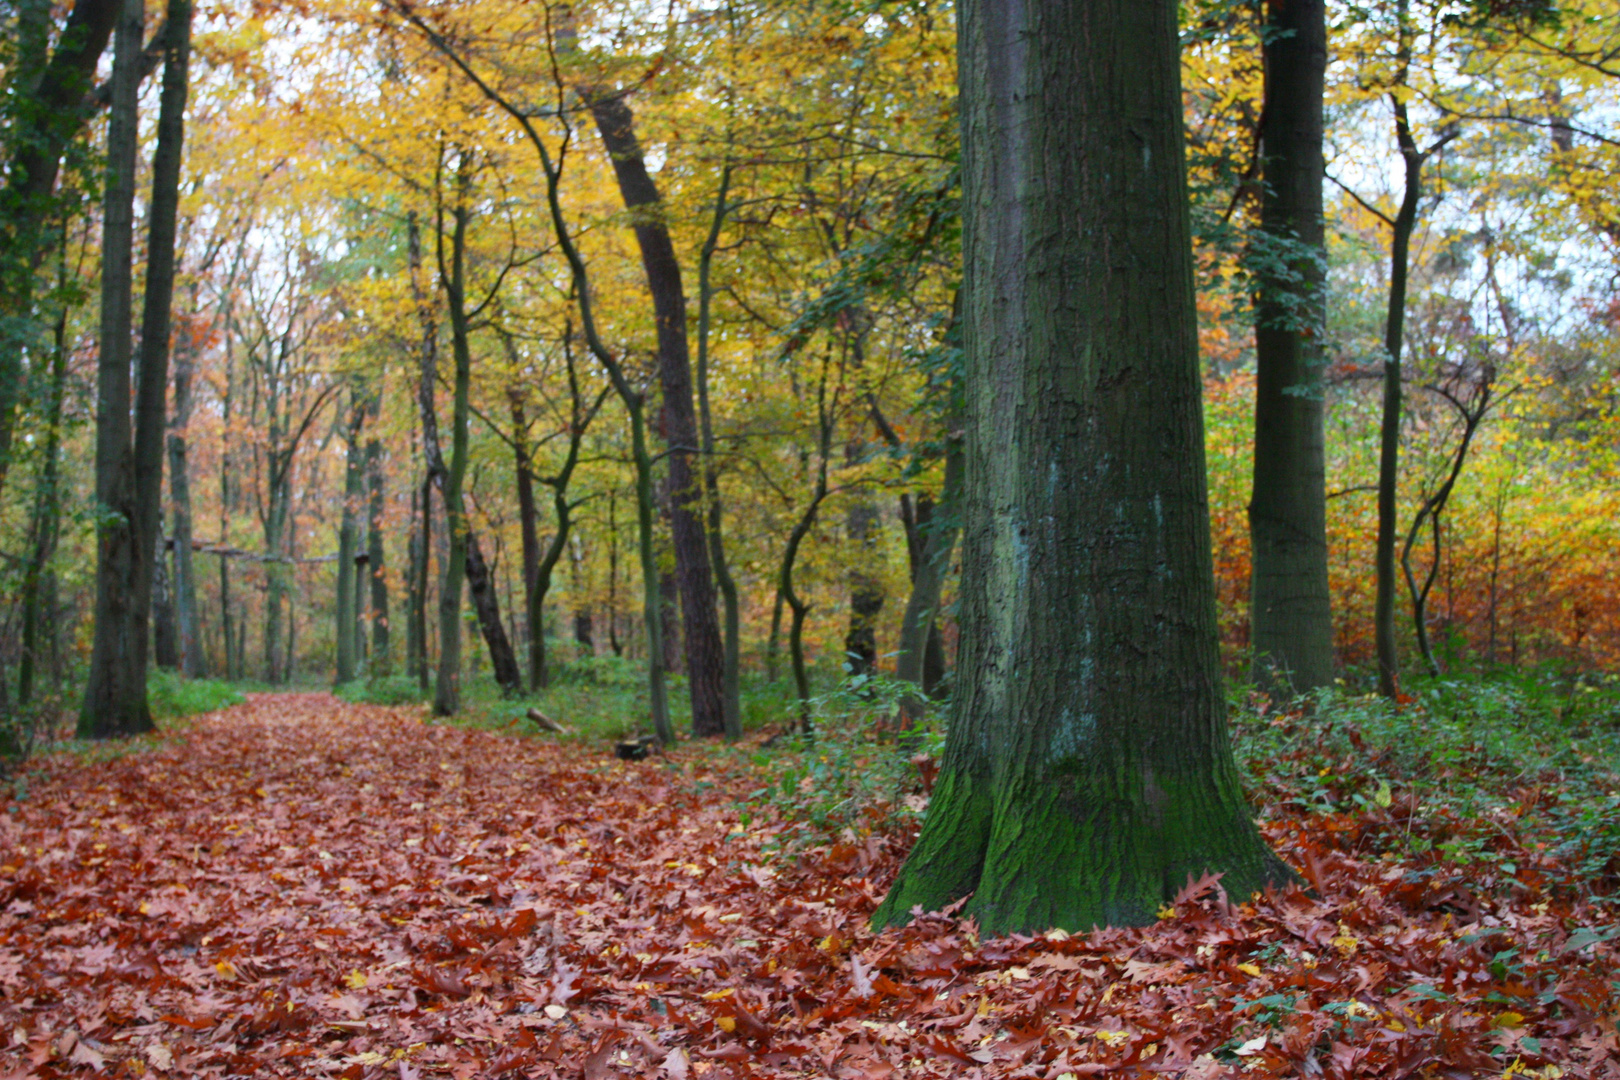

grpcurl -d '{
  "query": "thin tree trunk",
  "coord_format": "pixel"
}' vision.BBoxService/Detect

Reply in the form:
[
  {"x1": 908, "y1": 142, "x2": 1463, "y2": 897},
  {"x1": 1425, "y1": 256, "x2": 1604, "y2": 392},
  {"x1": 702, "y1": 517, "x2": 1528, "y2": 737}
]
[
  {"x1": 152, "y1": 534, "x2": 178, "y2": 668},
  {"x1": 660, "y1": 565, "x2": 682, "y2": 674},
  {"x1": 167, "y1": 297, "x2": 202, "y2": 676},
  {"x1": 18, "y1": 292, "x2": 70, "y2": 704},
  {"x1": 335, "y1": 393, "x2": 364, "y2": 684},
  {"x1": 1375, "y1": 12, "x2": 1426, "y2": 700},
  {"x1": 423, "y1": 194, "x2": 471, "y2": 715},
  {"x1": 895, "y1": 434, "x2": 964, "y2": 724},
  {"x1": 365, "y1": 394, "x2": 390, "y2": 674},
  {"x1": 409, "y1": 476, "x2": 432, "y2": 693},
  {"x1": 696, "y1": 163, "x2": 743, "y2": 738},
  {"x1": 778, "y1": 362, "x2": 837, "y2": 730},
  {"x1": 510, "y1": 388, "x2": 545, "y2": 689},
  {"x1": 874, "y1": 0, "x2": 1291, "y2": 933},
  {"x1": 1248, "y1": 0, "x2": 1333, "y2": 695},
  {"x1": 465, "y1": 530, "x2": 522, "y2": 694},
  {"x1": 585, "y1": 90, "x2": 726, "y2": 738}
]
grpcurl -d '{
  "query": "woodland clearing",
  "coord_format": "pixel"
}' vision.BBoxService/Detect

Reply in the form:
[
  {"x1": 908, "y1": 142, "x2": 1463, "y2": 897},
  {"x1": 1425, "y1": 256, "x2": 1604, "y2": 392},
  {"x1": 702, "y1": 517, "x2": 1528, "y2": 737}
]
[{"x1": 0, "y1": 693, "x2": 1616, "y2": 1079}]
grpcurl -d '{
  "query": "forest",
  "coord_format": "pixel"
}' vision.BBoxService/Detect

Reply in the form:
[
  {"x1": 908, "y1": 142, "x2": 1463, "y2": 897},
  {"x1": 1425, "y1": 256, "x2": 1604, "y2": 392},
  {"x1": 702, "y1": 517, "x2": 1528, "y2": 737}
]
[{"x1": 0, "y1": 0, "x2": 1618, "y2": 1076}]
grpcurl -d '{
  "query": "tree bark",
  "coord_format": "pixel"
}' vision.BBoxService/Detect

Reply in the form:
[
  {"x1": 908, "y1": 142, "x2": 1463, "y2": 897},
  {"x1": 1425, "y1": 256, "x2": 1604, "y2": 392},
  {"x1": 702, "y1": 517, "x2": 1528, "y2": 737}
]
[
  {"x1": 152, "y1": 534, "x2": 178, "y2": 669},
  {"x1": 873, "y1": 0, "x2": 1292, "y2": 933},
  {"x1": 1248, "y1": 0, "x2": 1333, "y2": 695},
  {"x1": 895, "y1": 435, "x2": 963, "y2": 723},
  {"x1": 697, "y1": 163, "x2": 743, "y2": 738},
  {"x1": 510, "y1": 388, "x2": 545, "y2": 689},
  {"x1": 1376, "y1": 6, "x2": 1425, "y2": 701},
  {"x1": 585, "y1": 90, "x2": 727, "y2": 738},
  {"x1": 19, "y1": 293, "x2": 71, "y2": 704},
  {"x1": 424, "y1": 197, "x2": 470, "y2": 715},
  {"x1": 167, "y1": 300, "x2": 202, "y2": 676},
  {"x1": 335, "y1": 393, "x2": 364, "y2": 684},
  {"x1": 365, "y1": 393, "x2": 390, "y2": 673},
  {"x1": 79, "y1": 0, "x2": 161, "y2": 737},
  {"x1": 465, "y1": 530, "x2": 523, "y2": 695},
  {"x1": 408, "y1": 475, "x2": 432, "y2": 693}
]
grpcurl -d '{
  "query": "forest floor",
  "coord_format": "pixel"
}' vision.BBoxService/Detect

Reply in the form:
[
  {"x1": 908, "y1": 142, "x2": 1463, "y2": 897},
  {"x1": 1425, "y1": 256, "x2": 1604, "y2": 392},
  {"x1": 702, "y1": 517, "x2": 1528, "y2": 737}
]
[{"x1": 0, "y1": 693, "x2": 1616, "y2": 1079}]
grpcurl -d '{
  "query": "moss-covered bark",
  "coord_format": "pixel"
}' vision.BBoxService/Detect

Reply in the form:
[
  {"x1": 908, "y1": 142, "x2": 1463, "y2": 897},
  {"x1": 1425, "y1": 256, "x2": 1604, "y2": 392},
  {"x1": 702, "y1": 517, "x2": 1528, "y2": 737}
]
[{"x1": 873, "y1": 0, "x2": 1292, "y2": 935}]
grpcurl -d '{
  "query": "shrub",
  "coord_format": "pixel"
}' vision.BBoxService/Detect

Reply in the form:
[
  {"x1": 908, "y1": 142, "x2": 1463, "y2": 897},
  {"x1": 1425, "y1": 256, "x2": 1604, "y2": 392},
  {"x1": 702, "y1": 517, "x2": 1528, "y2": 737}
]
[{"x1": 147, "y1": 669, "x2": 244, "y2": 721}]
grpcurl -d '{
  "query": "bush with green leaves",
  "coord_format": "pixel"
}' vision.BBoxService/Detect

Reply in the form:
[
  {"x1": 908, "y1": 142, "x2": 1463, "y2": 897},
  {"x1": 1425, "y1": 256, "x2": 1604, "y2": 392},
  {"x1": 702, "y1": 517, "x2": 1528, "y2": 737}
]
[
  {"x1": 740, "y1": 668, "x2": 948, "y2": 851},
  {"x1": 146, "y1": 669, "x2": 244, "y2": 721},
  {"x1": 336, "y1": 676, "x2": 429, "y2": 707}
]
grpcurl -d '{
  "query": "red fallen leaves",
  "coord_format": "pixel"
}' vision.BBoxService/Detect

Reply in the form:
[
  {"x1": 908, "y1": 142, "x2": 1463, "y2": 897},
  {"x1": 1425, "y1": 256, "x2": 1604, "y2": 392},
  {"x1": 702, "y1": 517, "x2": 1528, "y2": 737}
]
[{"x1": 0, "y1": 693, "x2": 1615, "y2": 1078}]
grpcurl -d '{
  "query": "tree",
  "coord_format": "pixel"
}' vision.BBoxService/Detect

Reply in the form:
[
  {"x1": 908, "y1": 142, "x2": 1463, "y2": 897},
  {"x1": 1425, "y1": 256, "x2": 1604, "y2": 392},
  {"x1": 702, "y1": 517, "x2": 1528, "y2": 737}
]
[
  {"x1": 78, "y1": 0, "x2": 191, "y2": 737},
  {"x1": 581, "y1": 86, "x2": 729, "y2": 739},
  {"x1": 1247, "y1": 0, "x2": 1334, "y2": 695},
  {"x1": 0, "y1": 0, "x2": 119, "y2": 504},
  {"x1": 872, "y1": 0, "x2": 1292, "y2": 933},
  {"x1": 335, "y1": 391, "x2": 365, "y2": 684}
]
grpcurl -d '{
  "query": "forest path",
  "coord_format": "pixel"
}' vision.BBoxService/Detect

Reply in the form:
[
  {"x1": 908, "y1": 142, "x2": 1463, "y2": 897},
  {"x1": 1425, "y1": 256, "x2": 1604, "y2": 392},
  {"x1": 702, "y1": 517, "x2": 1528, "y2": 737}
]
[
  {"x1": 0, "y1": 694, "x2": 1612, "y2": 1078},
  {"x1": 0, "y1": 693, "x2": 850, "y2": 1078}
]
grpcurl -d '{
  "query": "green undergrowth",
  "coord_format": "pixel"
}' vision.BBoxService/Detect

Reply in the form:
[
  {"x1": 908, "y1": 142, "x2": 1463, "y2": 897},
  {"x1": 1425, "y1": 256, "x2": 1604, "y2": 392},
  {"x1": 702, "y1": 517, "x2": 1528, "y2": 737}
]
[
  {"x1": 146, "y1": 669, "x2": 245, "y2": 720},
  {"x1": 1232, "y1": 669, "x2": 1620, "y2": 899},
  {"x1": 738, "y1": 667, "x2": 948, "y2": 853}
]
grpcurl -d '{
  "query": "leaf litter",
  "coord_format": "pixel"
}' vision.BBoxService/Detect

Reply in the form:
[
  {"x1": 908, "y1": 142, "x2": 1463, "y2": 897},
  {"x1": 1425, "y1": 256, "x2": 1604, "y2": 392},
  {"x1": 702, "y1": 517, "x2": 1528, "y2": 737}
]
[{"x1": 0, "y1": 693, "x2": 1615, "y2": 1078}]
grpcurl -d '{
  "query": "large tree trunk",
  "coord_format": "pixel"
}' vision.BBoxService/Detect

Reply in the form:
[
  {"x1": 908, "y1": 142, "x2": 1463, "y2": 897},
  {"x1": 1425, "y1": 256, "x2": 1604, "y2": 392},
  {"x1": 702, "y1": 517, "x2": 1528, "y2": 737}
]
[
  {"x1": 335, "y1": 394, "x2": 364, "y2": 684},
  {"x1": 80, "y1": 0, "x2": 188, "y2": 737},
  {"x1": 586, "y1": 91, "x2": 727, "y2": 738},
  {"x1": 0, "y1": 0, "x2": 121, "y2": 504},
  {"x1": 873, "y1": 0, "x2": 1291, "y2": 934},
  {"x1": 1248, "y1": 0, "x2": 1333, "y2": 695}
]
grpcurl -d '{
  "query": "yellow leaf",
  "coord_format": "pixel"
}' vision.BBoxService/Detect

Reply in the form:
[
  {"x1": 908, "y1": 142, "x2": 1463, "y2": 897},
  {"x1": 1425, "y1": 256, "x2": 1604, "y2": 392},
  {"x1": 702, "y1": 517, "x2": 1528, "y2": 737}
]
[
  {"x1": 1237, "y1": 963, "x2": 1262, "y2": 977},
  {"x1": 702, "y1": 988, "x2": 736, "y2": 1000},
  {"x1": 1374, "y1": 780, "x2": 1393, "y2": 808},
  {"x1": 214, "y1": 960, "x2": 238, "y2": 980},
  {"x1": 715, "y1": 1015, "x2": 737, "y2": 1033},
  {"x1": 344, "y1": 970, "x2": 368, "y2": 989},
  {"x1": 1493, "y1": 1011, "x2": 1526, "y2": 1028}
]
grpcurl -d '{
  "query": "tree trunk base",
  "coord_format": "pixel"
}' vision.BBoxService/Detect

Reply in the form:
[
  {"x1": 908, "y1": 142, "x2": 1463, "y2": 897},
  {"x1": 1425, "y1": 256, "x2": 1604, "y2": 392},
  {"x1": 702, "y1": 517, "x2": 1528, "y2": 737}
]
[{"x1": 875, "y1": 760, "x2": 1294, "y2": 934}]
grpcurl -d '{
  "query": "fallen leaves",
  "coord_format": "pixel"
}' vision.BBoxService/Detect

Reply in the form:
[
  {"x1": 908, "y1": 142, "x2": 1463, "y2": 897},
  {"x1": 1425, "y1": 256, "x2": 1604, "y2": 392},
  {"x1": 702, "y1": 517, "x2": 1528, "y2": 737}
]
[{"x1": 0, "y1": 692, "x2": 1615, "y2": 1078}]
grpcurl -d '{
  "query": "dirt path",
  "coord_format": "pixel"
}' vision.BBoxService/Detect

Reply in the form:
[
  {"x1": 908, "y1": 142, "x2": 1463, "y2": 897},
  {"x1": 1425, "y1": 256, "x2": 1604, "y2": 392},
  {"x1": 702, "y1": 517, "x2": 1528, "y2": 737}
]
[{"x1": 0, "y1": 695, "x2": 1611, "y2": 1078}]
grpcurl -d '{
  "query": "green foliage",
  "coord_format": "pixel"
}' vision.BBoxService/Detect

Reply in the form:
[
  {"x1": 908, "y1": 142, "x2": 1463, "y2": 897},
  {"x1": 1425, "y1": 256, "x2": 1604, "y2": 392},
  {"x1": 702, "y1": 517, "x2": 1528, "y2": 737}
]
[
  {"x1": 335, "y1": 675, "x2": 428, "y2": 706},
  {"x1": 0, "y1": 692, "x2": 62, "y2": 779},
  {"x1": 739, "y1": 671, "x2": 947, "y2": 851},
  {"x1": 1232, "y1": 669, "x2": 1620, "y2": 895},
  {"x1": 146, "y1": 669, "x2": 244, "y2": 721}
]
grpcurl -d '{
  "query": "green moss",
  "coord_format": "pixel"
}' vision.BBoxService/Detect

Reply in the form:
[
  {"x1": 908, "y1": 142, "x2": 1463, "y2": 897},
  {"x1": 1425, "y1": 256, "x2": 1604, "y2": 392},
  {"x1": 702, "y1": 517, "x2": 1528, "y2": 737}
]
[{"x1": 871, "y1": 765, "x2": 995, "y2": 929}]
